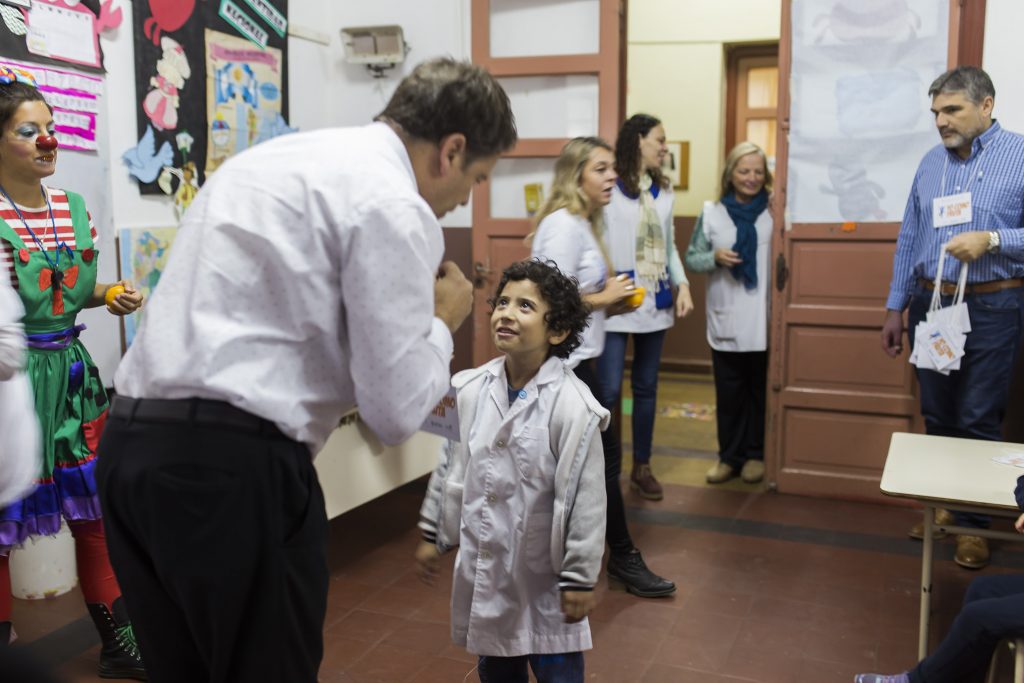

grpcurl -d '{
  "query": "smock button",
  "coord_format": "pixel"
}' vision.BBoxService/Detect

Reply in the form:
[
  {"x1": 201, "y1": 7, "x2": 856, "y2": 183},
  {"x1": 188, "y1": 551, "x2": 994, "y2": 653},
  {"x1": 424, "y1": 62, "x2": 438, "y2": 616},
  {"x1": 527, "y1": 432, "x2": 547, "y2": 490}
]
[
  {"x1": 486, "y1": 493, "x2": 497, "y2": 504},
  {"x1": 496, "y1": 439, "x2": 505, "y2": 448}
]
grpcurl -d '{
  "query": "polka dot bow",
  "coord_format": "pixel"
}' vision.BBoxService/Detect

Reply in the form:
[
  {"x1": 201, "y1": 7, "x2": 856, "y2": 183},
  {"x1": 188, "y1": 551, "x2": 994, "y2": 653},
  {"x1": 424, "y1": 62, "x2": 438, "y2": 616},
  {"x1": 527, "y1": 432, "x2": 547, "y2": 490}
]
[{"x1": 0, "y1": 65, "x2": 37, "y2": 87}]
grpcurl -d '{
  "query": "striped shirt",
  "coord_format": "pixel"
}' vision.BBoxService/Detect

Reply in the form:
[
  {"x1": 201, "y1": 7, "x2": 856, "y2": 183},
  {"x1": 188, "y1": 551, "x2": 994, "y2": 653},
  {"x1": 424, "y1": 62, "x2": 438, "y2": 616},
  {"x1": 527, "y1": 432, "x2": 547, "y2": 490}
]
[
  {"x1": 887, "y1": 121, "x2": 1024, "y2": 310},
  {"x1": 0, "y1": 188, "x2": 98, "y2": 289}
]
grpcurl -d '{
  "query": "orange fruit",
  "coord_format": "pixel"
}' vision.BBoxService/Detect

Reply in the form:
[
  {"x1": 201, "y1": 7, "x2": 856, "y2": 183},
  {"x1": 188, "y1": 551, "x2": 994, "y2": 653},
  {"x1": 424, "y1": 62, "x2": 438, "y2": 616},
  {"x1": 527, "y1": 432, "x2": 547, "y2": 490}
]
[
  {"x1": 104, "y1": 284, "x2": 125, "y2": 306},
  {"x1": 626, "y1": 286, "x2": 645, "y2": 308}
]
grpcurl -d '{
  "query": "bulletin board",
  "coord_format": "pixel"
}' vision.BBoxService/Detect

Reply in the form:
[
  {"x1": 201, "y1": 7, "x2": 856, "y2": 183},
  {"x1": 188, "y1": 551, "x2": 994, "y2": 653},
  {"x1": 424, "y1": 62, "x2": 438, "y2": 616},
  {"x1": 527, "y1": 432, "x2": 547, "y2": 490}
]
[
  {"x1": 0, "y1": 0, "x2": 115, "y2": 74},
  {"x1": 129, "y1": 0, "x2": 290, "y2": 195}
]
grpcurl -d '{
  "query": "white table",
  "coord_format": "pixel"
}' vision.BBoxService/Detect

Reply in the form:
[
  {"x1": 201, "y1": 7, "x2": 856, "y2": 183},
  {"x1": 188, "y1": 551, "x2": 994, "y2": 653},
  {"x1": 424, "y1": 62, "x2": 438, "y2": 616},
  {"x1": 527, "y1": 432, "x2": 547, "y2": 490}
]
[{"x1": 880, "y1": 432, "x2": 1024, "y2": 660}]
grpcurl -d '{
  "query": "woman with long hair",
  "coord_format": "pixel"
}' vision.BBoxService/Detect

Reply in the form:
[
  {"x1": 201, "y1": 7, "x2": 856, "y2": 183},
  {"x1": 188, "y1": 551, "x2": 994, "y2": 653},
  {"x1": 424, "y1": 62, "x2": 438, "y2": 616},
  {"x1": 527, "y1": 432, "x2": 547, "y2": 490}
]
[
  {"x1": 685, "y1": 141, "x2": 773, "y2": 485},
  {"x1": 0, "y1": 66, "x2": 145, "y2": 678},
  {"x1": 531, "y1": 136, "x2": 676, "y2": 598},
  {"x1": 598, "y1": 114, "x2": 693, "y2": 501}
]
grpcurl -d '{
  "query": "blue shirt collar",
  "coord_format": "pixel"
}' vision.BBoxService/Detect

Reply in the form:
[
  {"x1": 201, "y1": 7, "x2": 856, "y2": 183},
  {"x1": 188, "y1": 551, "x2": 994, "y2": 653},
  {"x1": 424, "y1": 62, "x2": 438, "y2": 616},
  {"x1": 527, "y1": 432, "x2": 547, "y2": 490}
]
[
  {"x1": 951, "y1": 119, "x2": 1001, "y2": 162},
  {"x1": 616, "y1": 177, "x2": 660, "y2": 200}
]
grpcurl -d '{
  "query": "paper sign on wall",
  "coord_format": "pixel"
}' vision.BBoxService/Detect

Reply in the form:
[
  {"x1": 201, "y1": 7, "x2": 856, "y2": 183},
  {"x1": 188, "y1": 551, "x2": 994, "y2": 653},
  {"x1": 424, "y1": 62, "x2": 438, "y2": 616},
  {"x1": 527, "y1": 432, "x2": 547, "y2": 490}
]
[{"x1": 25, "y1": 0, "x2": 102, "y2": 69}]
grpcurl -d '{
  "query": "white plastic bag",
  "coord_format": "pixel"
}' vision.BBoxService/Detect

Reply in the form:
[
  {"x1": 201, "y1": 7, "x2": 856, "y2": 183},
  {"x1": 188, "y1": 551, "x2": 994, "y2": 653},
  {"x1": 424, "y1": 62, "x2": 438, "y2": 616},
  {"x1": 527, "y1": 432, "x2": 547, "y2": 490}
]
[{"x1": 910, "y1": 246, "x2": 970, "y2": 375}]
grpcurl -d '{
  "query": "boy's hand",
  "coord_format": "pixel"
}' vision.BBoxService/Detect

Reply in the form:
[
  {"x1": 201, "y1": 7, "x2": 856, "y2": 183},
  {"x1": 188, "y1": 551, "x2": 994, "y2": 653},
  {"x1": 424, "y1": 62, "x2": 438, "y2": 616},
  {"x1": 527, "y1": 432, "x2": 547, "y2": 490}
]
[
  {"x1": 560, "y1": 590, "x2": 596, "y2": 623},
  {"x1": 415, "y1": 540, "x2": 442, "y2": 585}
]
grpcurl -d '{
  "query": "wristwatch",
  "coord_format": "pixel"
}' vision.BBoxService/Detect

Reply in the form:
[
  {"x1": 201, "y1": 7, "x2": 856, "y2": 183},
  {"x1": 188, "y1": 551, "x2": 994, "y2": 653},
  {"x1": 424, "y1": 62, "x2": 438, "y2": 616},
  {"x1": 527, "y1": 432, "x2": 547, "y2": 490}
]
[{"x1": 987, "y1": 230, "x2": 1001, "y2": 254}]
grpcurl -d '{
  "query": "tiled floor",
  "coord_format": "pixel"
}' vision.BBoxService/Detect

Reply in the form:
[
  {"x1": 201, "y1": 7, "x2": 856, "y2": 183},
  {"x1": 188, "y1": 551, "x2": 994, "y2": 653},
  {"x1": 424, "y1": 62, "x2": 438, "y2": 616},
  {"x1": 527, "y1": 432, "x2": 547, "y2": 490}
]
[{"x1": 9, "y1": 373, "x2": 1024, "y2": 682}]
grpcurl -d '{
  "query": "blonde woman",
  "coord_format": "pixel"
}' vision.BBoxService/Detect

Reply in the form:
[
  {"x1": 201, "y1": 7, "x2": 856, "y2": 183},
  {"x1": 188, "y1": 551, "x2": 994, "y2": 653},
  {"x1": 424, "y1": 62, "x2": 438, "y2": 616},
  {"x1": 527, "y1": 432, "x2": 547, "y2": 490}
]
[
  {"x1": 685, "y1": 141, "x2": 773, "y2": 485},
  {"x1": 532, "y1": 136, "x2": 676, "y2": 598}
]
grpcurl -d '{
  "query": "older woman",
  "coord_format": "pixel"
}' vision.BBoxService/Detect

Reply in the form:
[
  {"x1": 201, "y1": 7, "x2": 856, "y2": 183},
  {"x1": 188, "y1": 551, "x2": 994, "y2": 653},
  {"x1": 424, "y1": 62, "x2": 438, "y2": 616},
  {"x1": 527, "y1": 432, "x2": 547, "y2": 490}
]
[
  {"x1": 685, "y1": 141, "x2": 772, "y2": 485},
  {"x1": 0, "y1": 66, "x2": 145, "y2": 678},
  {"x1": 598, "y1": 114, "x2": 693, "y2": 501},
  {"x1": 531, "y1": 136, "x2": 676, "y2": 598}
]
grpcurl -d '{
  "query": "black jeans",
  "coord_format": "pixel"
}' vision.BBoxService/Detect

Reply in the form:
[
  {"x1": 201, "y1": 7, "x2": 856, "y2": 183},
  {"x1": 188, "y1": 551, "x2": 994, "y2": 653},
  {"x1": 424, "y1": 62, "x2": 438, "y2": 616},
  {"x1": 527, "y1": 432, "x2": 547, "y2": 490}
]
[
  {"x1": 97, "y1": 401, "x2": 329, "y2": 683},
  {"x1": 911, "y1": 574, "x2": 1024, "y2": 683},
  {"x1": 711, "y1": 349, "x2": 767, "y2": 469},
  {"x1": 574, "y1": 359, "x2": 633, "y2": 556}
]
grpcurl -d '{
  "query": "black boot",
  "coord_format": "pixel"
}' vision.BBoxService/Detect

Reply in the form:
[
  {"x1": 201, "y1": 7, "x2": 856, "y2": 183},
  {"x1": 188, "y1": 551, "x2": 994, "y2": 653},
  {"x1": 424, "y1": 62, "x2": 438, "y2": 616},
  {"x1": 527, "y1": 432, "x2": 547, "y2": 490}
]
[
  {"x1": 0, "y1": 620, "x2": 10, "y2": 647},
  {"x1": 606, "y1": 549, "x2": 676, "y2": 598},
  {"x1": 86, "y1": 598, "x2": 147, "y2": 680}
]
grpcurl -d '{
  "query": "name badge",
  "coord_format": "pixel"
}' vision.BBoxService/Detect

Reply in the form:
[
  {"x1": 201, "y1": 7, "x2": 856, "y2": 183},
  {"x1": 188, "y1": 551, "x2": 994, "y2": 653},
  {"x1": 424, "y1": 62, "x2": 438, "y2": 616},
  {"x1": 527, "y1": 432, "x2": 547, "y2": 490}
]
[
  {"x1": 421, "y1": 387, "x2": 460, "y2": 441},
  {"x1": 933, "y1": 192, "x2": 972, "y2": 228}
]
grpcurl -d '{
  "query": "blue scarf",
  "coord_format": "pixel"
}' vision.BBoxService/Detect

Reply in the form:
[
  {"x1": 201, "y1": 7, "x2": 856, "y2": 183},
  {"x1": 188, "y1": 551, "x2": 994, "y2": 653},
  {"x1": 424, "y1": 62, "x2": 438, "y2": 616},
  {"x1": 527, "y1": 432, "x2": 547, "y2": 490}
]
[{"x1": 721, "y1": 189, "x2": 768, "y2": 290}]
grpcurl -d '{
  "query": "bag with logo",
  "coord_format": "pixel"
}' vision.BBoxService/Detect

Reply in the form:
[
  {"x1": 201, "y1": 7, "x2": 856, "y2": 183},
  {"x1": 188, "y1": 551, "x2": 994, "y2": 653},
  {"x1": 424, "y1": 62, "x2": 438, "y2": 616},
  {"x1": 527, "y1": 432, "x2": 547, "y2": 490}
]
[{"x1": 910, "y1": 246, "x2": 970, "y2": 375}]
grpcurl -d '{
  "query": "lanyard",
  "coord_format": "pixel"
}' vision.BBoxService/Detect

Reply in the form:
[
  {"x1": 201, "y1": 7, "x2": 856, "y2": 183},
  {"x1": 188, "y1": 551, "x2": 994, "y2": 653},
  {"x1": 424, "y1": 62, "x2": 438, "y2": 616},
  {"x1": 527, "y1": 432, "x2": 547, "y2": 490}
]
[
  {"x1": 940, "y1": 143, "x2": 989, "y2": 197},
  {"x1": 0, "y1": 184, "x2": 71, "y2": 273}
]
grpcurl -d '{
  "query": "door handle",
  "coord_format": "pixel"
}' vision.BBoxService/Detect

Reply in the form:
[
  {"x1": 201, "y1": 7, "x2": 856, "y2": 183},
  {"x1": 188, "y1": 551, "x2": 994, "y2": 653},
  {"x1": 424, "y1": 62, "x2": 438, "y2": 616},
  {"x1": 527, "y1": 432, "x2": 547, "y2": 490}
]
[
  {"x1": 473, "y1": 261, "x2": 492, "y2": 289},
  {"x1": 775, "y1": 254, "x2": 788, "y2": 292}
]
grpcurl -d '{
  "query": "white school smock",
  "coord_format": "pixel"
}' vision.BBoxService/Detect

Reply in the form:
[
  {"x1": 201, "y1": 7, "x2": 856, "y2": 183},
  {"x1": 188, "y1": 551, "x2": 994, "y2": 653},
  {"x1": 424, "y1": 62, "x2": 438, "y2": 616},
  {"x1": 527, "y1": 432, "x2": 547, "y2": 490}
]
[
  {"x1": 531, "y1": 208, "x2": 608, "y2": 367},
  {"x1": 700, "y1": 200, "x2": 772, "y2": 352},
  {"x1": 452, "y1": 357, "x2": 592, "y2": 656}
]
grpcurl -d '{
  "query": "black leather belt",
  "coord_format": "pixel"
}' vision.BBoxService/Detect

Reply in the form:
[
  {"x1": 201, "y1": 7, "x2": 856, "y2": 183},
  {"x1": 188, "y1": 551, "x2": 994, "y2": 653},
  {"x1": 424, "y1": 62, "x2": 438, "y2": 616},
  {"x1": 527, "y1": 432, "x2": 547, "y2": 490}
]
[{"x1": 109, "y1": 396, "x2": 284, "y2": 437}]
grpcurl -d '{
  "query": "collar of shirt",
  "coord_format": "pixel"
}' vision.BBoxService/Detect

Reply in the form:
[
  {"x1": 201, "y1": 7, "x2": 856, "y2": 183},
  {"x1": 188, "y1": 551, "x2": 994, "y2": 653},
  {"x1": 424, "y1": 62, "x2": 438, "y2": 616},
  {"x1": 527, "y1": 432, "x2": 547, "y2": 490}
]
[{"x1": 949, "y1": 119, "x2": 1002, "y2": 164}]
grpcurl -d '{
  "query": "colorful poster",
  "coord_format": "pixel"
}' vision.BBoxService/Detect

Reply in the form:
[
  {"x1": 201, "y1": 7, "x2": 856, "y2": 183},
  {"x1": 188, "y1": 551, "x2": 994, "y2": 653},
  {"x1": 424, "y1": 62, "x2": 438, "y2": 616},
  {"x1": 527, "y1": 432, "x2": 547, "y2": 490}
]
[
  {"x1": 130, "y1": 0, "x2": 289, "y2": 194},
  {"x1": 0, "y1": 0, "x2": 117, "y2": 74},
  {"x1": 0, "y1": 57, "x2": 102, "y2": 152},
  {"x1": 118, "y1": 226, "x2": 178, "y2": 347},
  {"x1": 205, "y1": 29, "x2": 292, "y2": 175}
]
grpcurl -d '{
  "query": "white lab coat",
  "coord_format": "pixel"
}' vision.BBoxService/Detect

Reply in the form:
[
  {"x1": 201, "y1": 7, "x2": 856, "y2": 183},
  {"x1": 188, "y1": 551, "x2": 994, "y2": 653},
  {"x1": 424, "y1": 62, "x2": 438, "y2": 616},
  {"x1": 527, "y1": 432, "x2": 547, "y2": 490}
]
[{"x1": 0, "y1": 277, "x2": 40, "y2": 508}]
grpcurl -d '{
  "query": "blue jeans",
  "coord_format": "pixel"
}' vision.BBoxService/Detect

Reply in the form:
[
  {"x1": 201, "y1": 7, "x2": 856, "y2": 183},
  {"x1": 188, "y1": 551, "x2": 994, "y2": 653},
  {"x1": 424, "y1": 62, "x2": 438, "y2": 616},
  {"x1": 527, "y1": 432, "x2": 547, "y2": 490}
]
[
  {"x1": 478, "y1": 653, "x2": 584, "y2": 683},
  {"x1": 910, "y1": 574, "x2": 1024, "y2": 683},
  {"x1": 907, "y1": 282, "x2": 1024, "y2": 529},
  {"x1": 595, "y1": 330, "x2": 667, "y2": 465}
]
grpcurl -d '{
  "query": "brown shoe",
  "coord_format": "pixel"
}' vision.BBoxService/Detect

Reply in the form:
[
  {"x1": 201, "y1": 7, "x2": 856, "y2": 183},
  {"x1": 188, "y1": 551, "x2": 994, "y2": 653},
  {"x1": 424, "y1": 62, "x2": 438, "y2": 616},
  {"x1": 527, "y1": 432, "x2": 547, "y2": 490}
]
[
  {"x1": 909, "y1": 508, "x2": 954, "y2": 540},
  {"x1": 705, "y1": 461, "x2": 736, "y2": 484},
  {"x1": 740, "y1": 460, "x2": 765, "y2": 483},
  {"x1": 954, "y1": 535, "x2": 989, "y2": 570},
  {"x1": 630, "y1": 463, "x2": 663, "y2": 500}
]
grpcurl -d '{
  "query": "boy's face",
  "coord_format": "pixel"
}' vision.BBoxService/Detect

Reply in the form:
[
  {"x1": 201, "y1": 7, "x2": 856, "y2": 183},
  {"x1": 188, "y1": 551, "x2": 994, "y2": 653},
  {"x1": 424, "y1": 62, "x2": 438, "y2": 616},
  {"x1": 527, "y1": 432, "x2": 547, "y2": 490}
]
[{"x1": 491, "y1": 279, "x2": 569, "y2": 364}]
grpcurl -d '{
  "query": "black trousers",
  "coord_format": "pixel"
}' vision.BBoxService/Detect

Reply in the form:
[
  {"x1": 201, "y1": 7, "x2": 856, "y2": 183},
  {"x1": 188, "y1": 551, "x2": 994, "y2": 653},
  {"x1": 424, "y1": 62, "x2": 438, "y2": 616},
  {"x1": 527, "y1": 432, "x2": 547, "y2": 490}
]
[
  {"x1": 711, "y1": 349, "x2": 767, "y2": 469},
  {"x1": 96, "y1": 401, "x2": 329, "y2": 683},
  {"x1": 574, "y1": 360, "x2": 634, "y2": 556},
  {"x1": 911, "y1": 574, "x2": 1024, "y2": 683}
]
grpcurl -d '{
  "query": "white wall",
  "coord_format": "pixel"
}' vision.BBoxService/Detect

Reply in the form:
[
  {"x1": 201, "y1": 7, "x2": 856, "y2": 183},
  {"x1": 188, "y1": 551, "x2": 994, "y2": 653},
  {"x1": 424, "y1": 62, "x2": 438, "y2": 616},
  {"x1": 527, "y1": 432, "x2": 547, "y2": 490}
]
[{"x1": 983, "y1": 0, "x2": 1024, "y2": 133}]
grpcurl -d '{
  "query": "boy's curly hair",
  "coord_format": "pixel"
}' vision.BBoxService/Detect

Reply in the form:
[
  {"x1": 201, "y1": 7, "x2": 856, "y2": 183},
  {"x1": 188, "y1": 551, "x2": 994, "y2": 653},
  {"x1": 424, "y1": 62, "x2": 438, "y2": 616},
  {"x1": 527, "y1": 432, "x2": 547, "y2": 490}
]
[{"x1": 488, "y1": 259, "x2": 591, "y2": 359}]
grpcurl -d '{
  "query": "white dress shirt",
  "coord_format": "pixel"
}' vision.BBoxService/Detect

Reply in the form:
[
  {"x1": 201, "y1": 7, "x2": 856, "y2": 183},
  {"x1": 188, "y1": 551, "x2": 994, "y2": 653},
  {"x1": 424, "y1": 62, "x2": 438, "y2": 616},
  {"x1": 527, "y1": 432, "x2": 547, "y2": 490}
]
[
  {"x1": 530, "y1": 208, "x2": 608, "y2": 368},
  {"x1": 115, "y1": 123, "x2": 454, "y2": 453},
  {"x1": 0, "y1": 276, "x2": 40, "y2": 507}
]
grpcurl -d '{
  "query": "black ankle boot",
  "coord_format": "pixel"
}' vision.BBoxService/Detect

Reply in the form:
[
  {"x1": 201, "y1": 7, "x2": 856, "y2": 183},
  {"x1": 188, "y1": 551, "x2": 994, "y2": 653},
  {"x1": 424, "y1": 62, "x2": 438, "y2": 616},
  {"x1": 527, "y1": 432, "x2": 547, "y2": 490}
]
[
  {"x1": 606, "y1": 549, "x2": 676, "y2": 598},
  {"x1": 86, "y1": 598, "x2": 147, "y2": 680},
  {"x1": 0, "y1": 620, "x2": 10, "y2": 647}
]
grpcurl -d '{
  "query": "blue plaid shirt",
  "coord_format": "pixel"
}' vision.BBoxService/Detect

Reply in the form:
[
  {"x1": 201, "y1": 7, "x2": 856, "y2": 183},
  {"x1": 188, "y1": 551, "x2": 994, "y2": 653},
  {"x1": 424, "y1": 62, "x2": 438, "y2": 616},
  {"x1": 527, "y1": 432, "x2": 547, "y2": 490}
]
[{"x1": 887, "y1": 121, "x2": 1024, "y2": 310}]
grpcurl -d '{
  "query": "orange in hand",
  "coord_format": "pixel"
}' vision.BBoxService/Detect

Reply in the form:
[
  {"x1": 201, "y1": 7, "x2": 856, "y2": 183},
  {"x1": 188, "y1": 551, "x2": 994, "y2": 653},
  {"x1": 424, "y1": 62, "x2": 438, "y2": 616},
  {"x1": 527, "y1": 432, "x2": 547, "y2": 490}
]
[
  {"x1": 626, "y1": 286, "x2": 645, "y2": 308},
  {"x1": 104, "y1": 285, "x2": 125, "y2": 307}
]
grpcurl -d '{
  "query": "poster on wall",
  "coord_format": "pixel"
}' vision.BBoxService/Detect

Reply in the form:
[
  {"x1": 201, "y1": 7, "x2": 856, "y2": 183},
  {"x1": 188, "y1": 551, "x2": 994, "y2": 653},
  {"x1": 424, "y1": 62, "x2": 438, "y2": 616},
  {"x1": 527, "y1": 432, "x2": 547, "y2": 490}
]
[
  {"x1": 129, "y1": 0, "x2": 289, "y2": 195},
  {"x1": 0, "y1": 57, "x2": 102, "y2": 152},
  {"x1": 786, "y1": 0, "x2": 948, "y2": 222},
  {"x1": 0, "y1": 0, "x2": 120, "y2": 74},
  {"x1": 117, "y1": 226, "x2": 178, "y2": 348}
]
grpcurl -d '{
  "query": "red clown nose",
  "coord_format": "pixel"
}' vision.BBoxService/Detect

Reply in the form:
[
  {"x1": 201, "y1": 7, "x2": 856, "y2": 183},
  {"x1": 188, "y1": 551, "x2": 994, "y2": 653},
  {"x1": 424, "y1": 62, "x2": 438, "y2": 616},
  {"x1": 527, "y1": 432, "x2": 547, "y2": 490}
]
[{"x1": 36, "y1": 135, "x2": 59, "y2": 152}]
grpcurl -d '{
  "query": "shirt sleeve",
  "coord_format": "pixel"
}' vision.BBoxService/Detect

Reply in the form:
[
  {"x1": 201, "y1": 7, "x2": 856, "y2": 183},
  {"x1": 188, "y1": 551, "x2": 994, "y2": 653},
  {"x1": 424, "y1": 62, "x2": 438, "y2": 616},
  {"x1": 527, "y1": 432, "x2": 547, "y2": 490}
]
[
  {"x1": 886, "y1": 174, "x2": 923, "y2": 311},
  {"x1": 665, "y1": 210, "x2": 689, "y2": 286},
  {"x1": 684, "y1": 212, "x2": 716, "y2": 273},
  {"x1": 341, "y1": 197, "x2": 454, "y2": 446},
  {"x1": 531, "y1": 214, "x2": 584, "y2": 280},
  {"x1": 87, "y1": 210, "x2": 98, "y2": 243},
  {"x1": 996, "y1": 227, "x2": 1024, "y2": 261},
  {"x1": 0, "y1": 277, "x2": 26, "y2": 381}
]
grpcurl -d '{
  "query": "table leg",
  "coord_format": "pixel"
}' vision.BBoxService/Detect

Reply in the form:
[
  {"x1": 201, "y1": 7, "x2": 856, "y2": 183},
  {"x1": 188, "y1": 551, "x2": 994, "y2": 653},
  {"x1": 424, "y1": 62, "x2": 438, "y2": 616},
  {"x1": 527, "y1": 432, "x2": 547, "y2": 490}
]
[{"x1": 919, "y1": 505, "x2": 934, "y2": 660}]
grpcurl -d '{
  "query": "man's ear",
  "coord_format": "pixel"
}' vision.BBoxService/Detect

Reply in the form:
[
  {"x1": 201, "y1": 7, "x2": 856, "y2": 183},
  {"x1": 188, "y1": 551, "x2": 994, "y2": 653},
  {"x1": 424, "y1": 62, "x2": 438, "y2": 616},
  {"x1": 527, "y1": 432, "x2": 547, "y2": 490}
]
[
  {"x1": 438, "y1": 133, "x2": 467, "y2": 177},
  {"x1": 981, "y1": 95, "x2": 995, "y2": 119}
]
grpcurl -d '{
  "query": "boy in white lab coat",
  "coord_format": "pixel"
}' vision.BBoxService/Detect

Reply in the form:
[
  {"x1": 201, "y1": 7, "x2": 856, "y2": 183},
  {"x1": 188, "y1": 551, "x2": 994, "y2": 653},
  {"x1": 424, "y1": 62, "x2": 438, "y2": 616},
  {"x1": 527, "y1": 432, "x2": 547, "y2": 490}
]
[{"x1": 416, "y1": 259, "x2": 608, "y2": 683}]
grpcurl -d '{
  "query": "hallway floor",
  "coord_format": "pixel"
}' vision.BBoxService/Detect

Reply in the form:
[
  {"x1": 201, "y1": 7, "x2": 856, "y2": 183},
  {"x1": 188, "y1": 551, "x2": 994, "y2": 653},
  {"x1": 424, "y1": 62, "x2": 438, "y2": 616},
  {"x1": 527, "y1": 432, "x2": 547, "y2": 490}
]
[{"x1": 11, "y1": 373, "x2": 1024, "y2": 682}]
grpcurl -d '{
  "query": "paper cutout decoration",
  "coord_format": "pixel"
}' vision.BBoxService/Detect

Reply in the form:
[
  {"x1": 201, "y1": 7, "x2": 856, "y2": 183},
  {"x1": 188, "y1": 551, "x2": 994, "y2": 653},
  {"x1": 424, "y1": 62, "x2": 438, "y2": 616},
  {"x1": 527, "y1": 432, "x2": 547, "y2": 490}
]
[
  {"x1": 142, "y1": 0, "x2": 195, "y2": 45},
  {"x1": 118, "y1": 227, "x2": 178, "y2": 348},
  {"x1": 142, "y1": 36, "x2": 191, "y2": 131},
  {"x1": 122, "y1": 124, "x2": 174, "y2": 183},
  {"x1": 25, "y1": 0, "x2": 103, "y2": 69},
  {"x1": 0, "y1": 5, "x2": 27, "y2": 35}
]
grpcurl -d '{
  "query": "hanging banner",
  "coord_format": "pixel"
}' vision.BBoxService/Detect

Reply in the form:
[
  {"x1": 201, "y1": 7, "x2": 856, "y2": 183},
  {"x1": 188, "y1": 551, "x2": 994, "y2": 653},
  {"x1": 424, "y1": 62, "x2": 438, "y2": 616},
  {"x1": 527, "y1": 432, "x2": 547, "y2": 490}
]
[{"x1": 0, "y1": 57, "x2": 103, "y2": 152}]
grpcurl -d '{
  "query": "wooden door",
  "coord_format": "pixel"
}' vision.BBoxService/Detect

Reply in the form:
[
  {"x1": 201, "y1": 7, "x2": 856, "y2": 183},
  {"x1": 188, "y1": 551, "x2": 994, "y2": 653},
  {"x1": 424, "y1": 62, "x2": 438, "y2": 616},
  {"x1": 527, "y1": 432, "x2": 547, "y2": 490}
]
[
  {"x1": 469, "y1": 0, "x2": 622, "y2": 365},
  {"x1": 767, "y1": 0, "x2": 984, "y2": 500}
]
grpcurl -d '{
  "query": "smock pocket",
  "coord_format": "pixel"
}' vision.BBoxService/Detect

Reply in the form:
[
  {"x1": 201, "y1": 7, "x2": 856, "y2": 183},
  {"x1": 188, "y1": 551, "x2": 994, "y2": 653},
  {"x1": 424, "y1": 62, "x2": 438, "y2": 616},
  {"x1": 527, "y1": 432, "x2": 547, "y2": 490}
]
[
  {"x1": 525, "y1": 512, "x2": 554, "y2": 575},
  {"x1": 707, "y1": 308, "x2": 737, "y2": 342},
  {"x1": 511, "y1": 426, "x2": 551, "y2": 481}
]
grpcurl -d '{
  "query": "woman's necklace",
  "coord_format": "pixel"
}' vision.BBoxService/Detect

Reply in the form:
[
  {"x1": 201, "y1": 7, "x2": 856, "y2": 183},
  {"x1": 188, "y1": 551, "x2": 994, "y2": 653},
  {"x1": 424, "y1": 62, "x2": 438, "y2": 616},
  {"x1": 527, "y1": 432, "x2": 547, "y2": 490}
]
[{"x1": 0, "y1": 184, "x2": 72, "y2": 277}]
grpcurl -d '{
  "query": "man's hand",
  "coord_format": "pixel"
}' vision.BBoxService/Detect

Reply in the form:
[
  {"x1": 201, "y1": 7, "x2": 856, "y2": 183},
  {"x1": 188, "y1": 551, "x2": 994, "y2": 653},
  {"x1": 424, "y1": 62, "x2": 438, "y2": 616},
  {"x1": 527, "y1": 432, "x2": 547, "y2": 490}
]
[
  {"x1": 946, "y1": 231, "x2": 990, "y2": 263},
  {"x1": 434, "y1": 261, "x2": 473, "y2": 334},
  {"x1": 880, "y1": 309, "x2": 905, "y2": 358},
  {"x1": 414, "y1": 540, "x2": 442, "y2": 585},
  {"x1": 560, "y1": 590, "x2": 596, "y2": 623}
]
